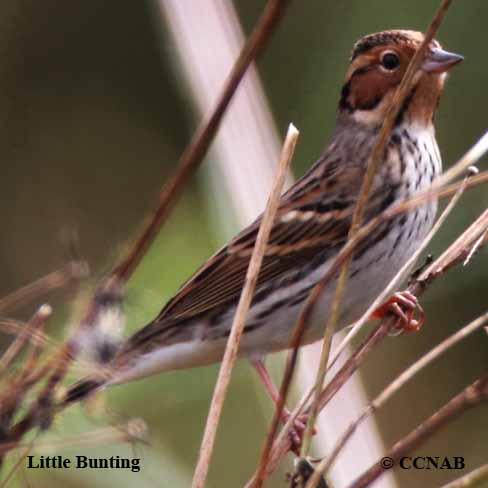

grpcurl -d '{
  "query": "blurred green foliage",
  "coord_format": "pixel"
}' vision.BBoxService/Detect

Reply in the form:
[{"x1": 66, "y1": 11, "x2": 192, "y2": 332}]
[{"x1": 1, "y1": 1, "x2": 487, "y2": 487}]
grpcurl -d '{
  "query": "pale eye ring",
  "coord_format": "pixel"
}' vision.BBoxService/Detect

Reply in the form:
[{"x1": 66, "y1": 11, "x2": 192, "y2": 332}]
[{"x1": 381, "y1": 51, "x2": 400, "y2": 70}]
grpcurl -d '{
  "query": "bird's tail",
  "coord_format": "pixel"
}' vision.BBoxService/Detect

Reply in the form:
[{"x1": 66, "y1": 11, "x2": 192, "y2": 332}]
[{"x1": 62, "y1": 377, "x2": 106, "y2": 406}]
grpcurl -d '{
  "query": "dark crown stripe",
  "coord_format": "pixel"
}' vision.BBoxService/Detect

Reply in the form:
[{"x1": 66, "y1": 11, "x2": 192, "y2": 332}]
[{"x1": 351, "y1": 31, "x2": 411, "y2": 60}]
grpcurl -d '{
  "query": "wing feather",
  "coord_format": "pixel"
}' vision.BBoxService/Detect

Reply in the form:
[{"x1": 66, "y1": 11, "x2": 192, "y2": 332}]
[{"x1": 152, "y1": 149, "x2": 363, "y2": 324}]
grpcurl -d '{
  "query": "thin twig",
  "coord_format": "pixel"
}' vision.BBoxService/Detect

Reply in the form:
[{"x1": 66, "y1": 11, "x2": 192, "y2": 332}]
[
  {"x1": 300, "y1": 0, "x2": 455, "y2": 455},
  {"x1": 346, "y1": 373, "x2": 488, "y2": 488},
  {"x1": 0, "y1": 262, "x2": 87, "y2": 315},
  {"x1": 109, "y1": 0, "x2": 291, "y2": 284},
  {"x1": 191, "y1": 124, "x2": 299, "y2": 488},
  {"x1": 0, "y1": 308, "x2": 53, "y2": 438},
  {"x1": 18, "y1": 311, "x2": 52, "y2": 384},
  {"x1": 440, "y1": 464, "x2": 488, "y2": 488},
  {"x1": 0, "y1": 305, "x2": 52, "y2": 374},
  {"x1": 436, "y1": 132, "x2": 488, "y2": 189},
  {"x1": 306, "y1": 310, "x2": 488, "y2": 487}
]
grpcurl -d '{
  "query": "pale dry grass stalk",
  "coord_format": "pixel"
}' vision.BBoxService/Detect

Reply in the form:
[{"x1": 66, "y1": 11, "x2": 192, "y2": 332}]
[
  {"x1": 436, "y1": 132, "x2": 488, "y2": 189},
  {"x1": 441, "y1": 464, "x2": 488, "y2": 488},
  {"x1": 300, "y1": 0, "x2": 454, "y2": 454},
  {"x1": 0, "y1": 320, "x2": 55, "y2": 352},
  {"x1": 191, "y1": 124, "x2": 299, "y2": 488},
  {"x1": 306, "y1": 310, "x2": 488, "y2": 487}
]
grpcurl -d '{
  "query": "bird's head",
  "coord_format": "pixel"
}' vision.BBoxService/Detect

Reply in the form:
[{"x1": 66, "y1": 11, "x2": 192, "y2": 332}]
[{"x1": 339, "y1": 30, "x2": 463, "y2": 128}]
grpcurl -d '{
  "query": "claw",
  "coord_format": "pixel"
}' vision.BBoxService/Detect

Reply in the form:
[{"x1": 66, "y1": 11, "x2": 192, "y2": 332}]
[
  {"x1": 281, "y1": 411, "x2": 316, "y2": 454},
  {"x1": 372, "y1": 291, "x2": 425, "y2": 333}
]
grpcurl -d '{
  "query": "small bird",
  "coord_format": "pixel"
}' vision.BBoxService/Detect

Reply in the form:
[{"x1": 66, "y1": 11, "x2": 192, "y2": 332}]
[{"x1": 66, "y1": 30, "x2": 462, "y2": 406}]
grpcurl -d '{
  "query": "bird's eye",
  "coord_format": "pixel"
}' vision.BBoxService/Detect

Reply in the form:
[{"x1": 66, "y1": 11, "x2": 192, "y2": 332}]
[{"x1": 381, "y1": 52, "x2": 400, "y2": 70}]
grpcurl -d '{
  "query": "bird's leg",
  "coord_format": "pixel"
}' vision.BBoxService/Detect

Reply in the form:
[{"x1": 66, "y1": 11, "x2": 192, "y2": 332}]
[
  {"x1": 371, "y1": 291, "x2": 425, "y2": 333},
  {"x1": 251, "y1": 358, "x2": 312, "y2": 450}
]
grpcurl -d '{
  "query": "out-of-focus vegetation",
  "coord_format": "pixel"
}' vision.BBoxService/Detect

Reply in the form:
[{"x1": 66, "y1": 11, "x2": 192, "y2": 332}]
[{"x1": 1, "y1": 1, "x2": 487, "y2": 487}]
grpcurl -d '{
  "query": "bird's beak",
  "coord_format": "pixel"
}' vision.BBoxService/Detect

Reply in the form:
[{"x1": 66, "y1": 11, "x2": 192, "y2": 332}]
[{"x1": 422, "y1": 47, "x2": 464, "y2": 73}]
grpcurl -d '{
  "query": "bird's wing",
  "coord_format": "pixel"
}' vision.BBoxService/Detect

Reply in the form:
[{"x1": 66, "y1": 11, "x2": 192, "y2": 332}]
[
  {"x1": 156, "y1": 153, "x2": 362, "y2": 322},
  {"x1": 122, "y1": 144, "x2": 396, "y2": 352}
]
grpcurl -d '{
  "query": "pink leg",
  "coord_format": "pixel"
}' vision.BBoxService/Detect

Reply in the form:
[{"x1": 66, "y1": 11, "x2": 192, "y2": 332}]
[
  {"x1": 250, "y1": 358, "x2": 313, "y2": 450},
  {"x1": 252, "y1": 358, "x2": 280, "y2": 403}
]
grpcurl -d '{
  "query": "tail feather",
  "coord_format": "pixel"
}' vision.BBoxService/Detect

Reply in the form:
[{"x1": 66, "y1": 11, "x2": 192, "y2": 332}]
[{"x1": 64, "y1": 378, "x2": 105, "y2": 405}]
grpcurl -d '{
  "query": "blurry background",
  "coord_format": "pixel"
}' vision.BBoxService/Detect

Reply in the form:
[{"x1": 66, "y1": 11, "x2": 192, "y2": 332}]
[{"x1": 0, "y1": 1, "x2": 487, "y2": 487}]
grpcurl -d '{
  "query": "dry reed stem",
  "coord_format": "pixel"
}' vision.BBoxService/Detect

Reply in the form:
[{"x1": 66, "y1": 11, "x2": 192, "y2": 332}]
[
  {"x1": 109, "y1": 0, "x2": 291, "y2": 284},
  {"x1": 347, "y1": 373, "x2": 488, "y2": 488},
  {"x1": 299, "y1": 0, "x2": 454, "y2": 454},
  {"x1": 306, "y1": 311, "x2": 488, "y2": 487},
  {"x1": 18, "y1": 312, "x2": 52, "y2": 385},
  {"x1": 441, "y1": 464, "x2": 488, "y2": 488},
  {"x1": 191, "y1": 124, "x2": 299, "y2": 488}
]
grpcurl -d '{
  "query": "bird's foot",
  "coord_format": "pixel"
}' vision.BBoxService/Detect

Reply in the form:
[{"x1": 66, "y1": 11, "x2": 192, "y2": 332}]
[
  {"x1": 372, "y1": 291, "x2": 424, "y2": 334},
  {"x1": 280, "y1": 409, "x2": 316, "y2": 454}
]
